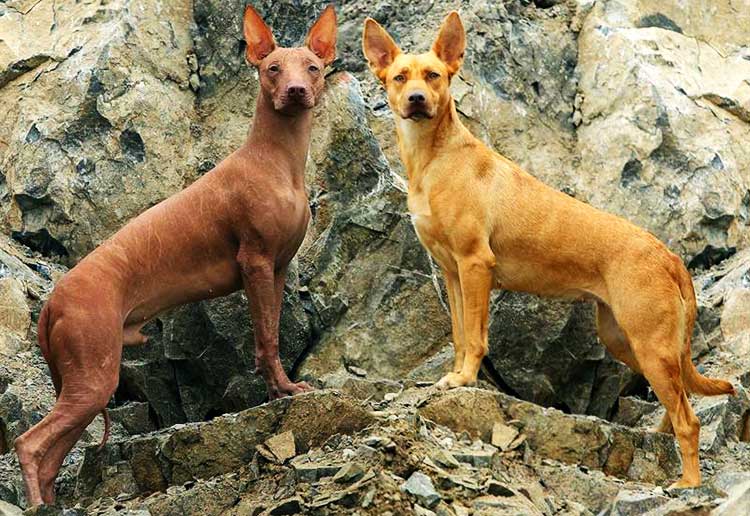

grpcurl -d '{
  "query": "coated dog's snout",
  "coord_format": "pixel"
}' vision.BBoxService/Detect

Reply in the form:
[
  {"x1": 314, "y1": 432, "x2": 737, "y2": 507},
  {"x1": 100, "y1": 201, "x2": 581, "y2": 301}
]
[
  {"x1": 408, "y1": 91, "x2": 426, "y2": 104},
  {"x1": 287, "y1": 84, "x2": 308, "y2": 98}
]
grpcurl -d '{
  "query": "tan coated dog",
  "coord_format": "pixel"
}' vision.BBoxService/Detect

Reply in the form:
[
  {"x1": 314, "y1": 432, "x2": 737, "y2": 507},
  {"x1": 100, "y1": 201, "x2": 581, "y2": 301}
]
[{"x1": 363, "y1": 11, "x2": 735, "y2": 488}]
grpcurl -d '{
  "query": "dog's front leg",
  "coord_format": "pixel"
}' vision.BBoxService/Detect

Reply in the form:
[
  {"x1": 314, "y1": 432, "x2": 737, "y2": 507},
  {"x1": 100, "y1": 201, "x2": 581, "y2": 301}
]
[
  {"x1": 437, "y1": 257, "x2": 493, "y2": 389},
  {"x1": 239, "y1": 251, "x2": 312, "y2": 399},
  {"x1": 441, "y1": 267, "x2": 465, "y2": 374}
]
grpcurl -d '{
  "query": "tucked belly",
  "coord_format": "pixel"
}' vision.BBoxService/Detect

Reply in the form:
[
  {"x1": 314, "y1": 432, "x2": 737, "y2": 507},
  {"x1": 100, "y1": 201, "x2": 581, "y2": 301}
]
[
  {"x1": 124, "y1": 256, "x2": 242, "y2": 326},
  {"x1": 492, "y1": 254, "x2": 605, "y2": 301}
]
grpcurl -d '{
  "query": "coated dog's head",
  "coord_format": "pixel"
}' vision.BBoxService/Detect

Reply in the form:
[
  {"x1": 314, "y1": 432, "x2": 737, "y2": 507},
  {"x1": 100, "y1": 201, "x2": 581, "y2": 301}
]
[
  {"x1": 243, "y1": 5, "x2": 337, "y2": 115},
  {"x1": 362, "y1": 12, "x2": 465, "y2": 121}
]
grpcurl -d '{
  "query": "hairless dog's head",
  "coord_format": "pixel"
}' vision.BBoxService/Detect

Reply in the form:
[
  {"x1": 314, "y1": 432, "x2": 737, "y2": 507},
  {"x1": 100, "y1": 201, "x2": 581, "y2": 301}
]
[
  {"x1": 243, "y1": 5, "x2": 337, "y2": 115},
  {"x1": 362, "y1": 12, "x2": 465, "y2": 122}
]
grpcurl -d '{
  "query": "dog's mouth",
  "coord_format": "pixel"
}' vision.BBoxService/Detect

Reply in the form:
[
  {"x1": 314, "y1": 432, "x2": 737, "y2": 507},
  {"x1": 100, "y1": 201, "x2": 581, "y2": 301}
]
[
  {"x1": 402, "y1": 108, "x2": 433, "y2": 121},
  {"x1": 276, "y1": 96, "x2": 315, "y2": 114}
]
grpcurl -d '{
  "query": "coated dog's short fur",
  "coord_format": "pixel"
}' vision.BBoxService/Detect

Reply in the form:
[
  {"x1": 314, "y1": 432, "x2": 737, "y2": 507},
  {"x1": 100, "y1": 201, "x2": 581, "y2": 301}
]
[{"x1": 363, "y1": 11, "x2": 735, "y2": 488}]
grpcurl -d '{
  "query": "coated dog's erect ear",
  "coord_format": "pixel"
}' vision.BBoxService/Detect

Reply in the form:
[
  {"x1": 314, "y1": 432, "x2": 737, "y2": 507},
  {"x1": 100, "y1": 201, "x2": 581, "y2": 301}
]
[
  {"x1": 243, "y1": 5, "x2": 276, "y2": 66},
  {"x1": 305, "y1": 4, "x2": 337, "y2": 66},
  {"x1": 362, "y1": 18, "x2": 401, "y2": 82},
  {"x1": 431, "y1": 11, "x2": 465, "y2": 76}
]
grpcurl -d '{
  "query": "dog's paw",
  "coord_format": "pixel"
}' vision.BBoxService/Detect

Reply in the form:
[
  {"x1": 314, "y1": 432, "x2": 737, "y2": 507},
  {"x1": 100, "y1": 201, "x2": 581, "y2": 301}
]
[
  {"x1": 269, "y1": 381, "x2": 314, "y2": 399},
  {"x1": 667, "y1": 478, "x2": 701, "y2": 490},
  {"x1": 436, "y1": 372, "x2": 475, "y2": 390}
]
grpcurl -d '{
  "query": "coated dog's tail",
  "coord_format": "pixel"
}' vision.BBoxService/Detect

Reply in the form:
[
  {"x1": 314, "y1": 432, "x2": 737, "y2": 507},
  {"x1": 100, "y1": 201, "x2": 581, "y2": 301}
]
[
  {"x1": 38, "y1": 303, "x2": 111, "y2": 450},
  {"x1": 674, "y1": 259, "x2": 736, "y2": 397}
]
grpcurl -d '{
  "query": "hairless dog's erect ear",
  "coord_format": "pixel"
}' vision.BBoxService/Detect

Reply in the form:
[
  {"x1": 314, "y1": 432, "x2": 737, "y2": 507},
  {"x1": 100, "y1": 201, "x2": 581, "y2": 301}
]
[
  {"x1": 243, "y1": 5, "x2": 276, "y2": 66},
  {"x1": 362, "y1": 18, "x2": 401, "y2": 82},
  {"x1": 305, "y1": 4, "x2": 337, "y2": 66},
  {"x1": 431, "y1": 11, "x2": 465, "y2": 76}
]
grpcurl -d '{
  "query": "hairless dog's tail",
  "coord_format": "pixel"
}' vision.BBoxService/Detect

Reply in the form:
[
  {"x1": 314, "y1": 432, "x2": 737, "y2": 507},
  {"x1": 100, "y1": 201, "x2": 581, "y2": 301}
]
[
  {"x1": 98, "y1": 409, "x2": 111, "y2": 450},
  {"x1": 674, "y1": 260, "x2": 736, "y2": 397}
]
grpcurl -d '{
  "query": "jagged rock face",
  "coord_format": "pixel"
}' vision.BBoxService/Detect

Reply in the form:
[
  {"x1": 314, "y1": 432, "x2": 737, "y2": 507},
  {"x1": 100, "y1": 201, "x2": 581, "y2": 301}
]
[{"x1": 0, "y1": 2, "x2": 749, "y2": 512}]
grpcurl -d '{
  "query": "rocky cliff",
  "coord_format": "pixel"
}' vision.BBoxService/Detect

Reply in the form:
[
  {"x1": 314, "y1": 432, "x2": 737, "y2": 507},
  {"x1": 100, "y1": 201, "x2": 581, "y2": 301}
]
[{"x1": 1, "y1": 0, "x2": 749, "y2": 514}]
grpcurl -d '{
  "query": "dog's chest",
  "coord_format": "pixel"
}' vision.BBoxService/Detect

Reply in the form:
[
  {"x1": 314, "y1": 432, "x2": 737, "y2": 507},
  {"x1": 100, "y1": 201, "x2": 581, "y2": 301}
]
[{"x1": 408, "y1": 189, "x2": 453, "y2": 267}]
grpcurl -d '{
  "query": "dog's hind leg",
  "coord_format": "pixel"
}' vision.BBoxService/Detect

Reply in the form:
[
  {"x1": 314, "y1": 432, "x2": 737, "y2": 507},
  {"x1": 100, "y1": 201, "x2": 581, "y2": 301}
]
[
  {"x1": 38, "y1": 420, "x2": 90, "y2": 504},
  {"x1": 16, "y1": 312, "x2": 121, "y2": 506},
  {"x1": 596, "y1": 301, "x2": 675, "y2": 434},
  {"x1": 613, "y1": 295, "x2": 701, "y2": 488}
]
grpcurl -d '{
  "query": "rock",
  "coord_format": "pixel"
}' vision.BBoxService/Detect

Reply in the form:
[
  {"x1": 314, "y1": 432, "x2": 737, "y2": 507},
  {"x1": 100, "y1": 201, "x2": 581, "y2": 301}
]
[
  {"x1": 452, "y1": 447, "x2": 497, "y2": 469},
  {"x1": 108, "y1": 402, "x2": 157, "y2": 436},
  {"x1": 715, "y1": 480, "x2": 750, "y2": 516},
  {"x1": 452, "y1": 503, "x2": 470, "y2": 516},
  {"x1": 721, "y1": 288, "x2": 750, "y2": 339},
  {"x1": 491, "y1": 422, "x2": 519, "y2": 451},
  {"x1": 0, "y1": 278, "x2": 29, "y2": 340},
  {"x1": 0, "y1": 0, "x2": 196, "y2": 260},
  {"x1": 610, "y1": 490, "x2": 670, "y2": 516},
  {"x1": 319, "y1": 370, "x2": 402, "y2": 402},
  {"x1": 419, "y1": 388, "x2": 681, "y2": 484},
  {"x1": 333, "y1": 463, "x2": 366, "y2": 484},
  {"x1": 0, "y1": 500, "x2": 22, "y2": 516},
  {"x1": 402, "y1": 472, "x2": 441, "y2": 509},
  {"x1": 292, "y1": 462, "x2": 341, "y2": 484},
  {"x1": 430, "y1": 449, "x2": 460, "y2": 470},
  {"x1": 413, "y1": 505, "x2": 436, "y2": 516},
  {"x1": 260, "y1": 431, "x2": 297, "y2": 464},
  {"x1": 269, "y1": 497, "x2": 304, "y2": 515},
  {"x1": 485, "y1": 480, "x2": 515, "y2": 497},
  {"x1": 612, "y1": 397, "x2": 660, "y2": 427},
  {"x1": 577, "y1": 0, "x2": 750, "y2": 262},
  {"x1": 472, "y1": 495, "x2": 543, "y2": 515},
  {"x1": 75, "y1": 391, "x2": 374, "y2": 497},
  {"x1": 419, "y1": 388, "x2": 506, "y2": 442},
  {"x1": 348, "y1": 366, "x2": 368, "y2": 377}
]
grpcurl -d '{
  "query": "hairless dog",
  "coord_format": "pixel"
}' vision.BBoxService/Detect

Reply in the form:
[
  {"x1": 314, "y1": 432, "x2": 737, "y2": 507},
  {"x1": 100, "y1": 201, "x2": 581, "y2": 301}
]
[{"x1": 14, "y1": 5, "x2": 337, "y2": 507}]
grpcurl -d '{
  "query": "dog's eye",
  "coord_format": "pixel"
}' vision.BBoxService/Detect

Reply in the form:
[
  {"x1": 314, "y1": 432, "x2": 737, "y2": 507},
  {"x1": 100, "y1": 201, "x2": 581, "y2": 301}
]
[
  {"x1": 394, "y1": 74, "x2": 406, "y2": 82},
  {"x1": 427, "y1": 71, "x2": 441, "y2": 80},
  {"x1": 268, "y1": 64, "x2": 280, "y2": 73},
  {"x1": 308, "y1": 65, "x2": 320, "y2": 73}
]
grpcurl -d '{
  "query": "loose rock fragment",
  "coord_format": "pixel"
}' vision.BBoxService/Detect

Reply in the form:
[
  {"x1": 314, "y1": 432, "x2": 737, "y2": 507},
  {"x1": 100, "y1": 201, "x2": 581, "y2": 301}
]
[
  {"x1": 491, "y1": 421, "x2": 519, "y2": 451},
  {"x1": 268, "y1": 496, "x2": 304, "y2": 515},
  {"x1": 333, "y1": 462, "x2": 366, "y2": 484},
  {"x1": 261, "y1": 431, "x2": 297, "y2": 464},
  {"x1": 431, "y1": 449, "x2": 460, "y2": 470},
  {"x1": 402, "y1": 471, "x2": 441, "y2": 508}
]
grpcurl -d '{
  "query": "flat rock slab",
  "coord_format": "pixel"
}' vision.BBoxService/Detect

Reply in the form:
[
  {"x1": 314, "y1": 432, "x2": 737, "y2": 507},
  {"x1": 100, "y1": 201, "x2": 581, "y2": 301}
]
[
  {"x1": 75, "y1": 391, "x2": 374, "y2": 499},
  {"x1": 419, "y1": 388, "x2": 681, "y2": 484}
]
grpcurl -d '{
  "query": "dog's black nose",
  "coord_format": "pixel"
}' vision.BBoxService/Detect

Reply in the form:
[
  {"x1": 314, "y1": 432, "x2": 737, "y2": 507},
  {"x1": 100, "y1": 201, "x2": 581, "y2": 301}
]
[
  {"x1": 287, "y1": 85, "x2": 307, "y2": 98},
  {"x1": 408, "y1": 91, "x2": 426, "y2": 104}
]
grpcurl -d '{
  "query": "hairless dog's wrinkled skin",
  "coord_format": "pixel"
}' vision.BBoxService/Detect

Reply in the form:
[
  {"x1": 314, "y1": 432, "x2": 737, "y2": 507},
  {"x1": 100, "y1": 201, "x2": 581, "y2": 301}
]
[{"x1": 15, "y1": 5, "x2": 337, "y2": 507}]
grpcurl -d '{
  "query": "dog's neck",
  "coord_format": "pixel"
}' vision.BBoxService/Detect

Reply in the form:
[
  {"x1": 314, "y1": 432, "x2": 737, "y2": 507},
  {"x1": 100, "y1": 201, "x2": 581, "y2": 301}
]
[
  {"x1": 244, "y1": 89, "x2": 314, "y2": 188},
  {"x1": 395, "y1": 96, "x2": 472, "y2": 184}
]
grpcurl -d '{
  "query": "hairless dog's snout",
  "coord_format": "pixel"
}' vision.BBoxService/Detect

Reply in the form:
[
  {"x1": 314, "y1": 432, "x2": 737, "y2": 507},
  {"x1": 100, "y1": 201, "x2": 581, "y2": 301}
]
[
  {"x1": 282, "y1": 82, "x2": 314, "y2": 109},
  {"x1": 287, "y1": 84, "x2": 308, "y2": 98}
]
